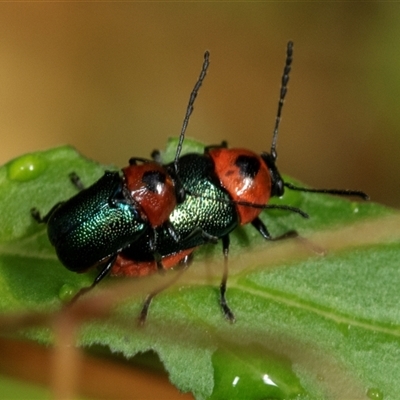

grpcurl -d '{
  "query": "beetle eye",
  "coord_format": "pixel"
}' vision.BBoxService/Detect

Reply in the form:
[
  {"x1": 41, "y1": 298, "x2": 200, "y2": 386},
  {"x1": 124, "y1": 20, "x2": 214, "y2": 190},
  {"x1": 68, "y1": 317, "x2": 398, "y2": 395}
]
[
  {"x1": 261, "y1": 152, "x2": 284, "y2": 197},
  {"x1": 273, "y1": 179, "x2": 284, "y2": 197}
]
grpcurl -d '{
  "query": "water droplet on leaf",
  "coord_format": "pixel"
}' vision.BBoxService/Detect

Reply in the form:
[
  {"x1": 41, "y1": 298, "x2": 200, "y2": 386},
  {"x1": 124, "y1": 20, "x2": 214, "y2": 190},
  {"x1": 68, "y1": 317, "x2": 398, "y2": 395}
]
[
  {"x1": 59, "y1": 283, "x2": 77, "y2": 303},
  {"x1": 8, "y1": 154, "x2": 47, "y2": 182},
  {"x1": 351, "y1": 202, "x2": 359, "y2": 213},
  {"x1": 210, "y1": 345, "x2": 306, "y2": 399},
  {"x1": 367, "y1": 387, "x2": 384, "y2": 400}
]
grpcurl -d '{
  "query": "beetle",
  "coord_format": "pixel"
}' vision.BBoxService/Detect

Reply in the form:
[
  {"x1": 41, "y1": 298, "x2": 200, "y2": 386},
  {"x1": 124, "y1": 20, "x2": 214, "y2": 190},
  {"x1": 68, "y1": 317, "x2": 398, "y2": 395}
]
[
  {"x1": 111, "y1": 41, "x2": 369, "y2": 323},
  {"x1": 30, "y1": 51, "x2": 211, "y2": 301}
]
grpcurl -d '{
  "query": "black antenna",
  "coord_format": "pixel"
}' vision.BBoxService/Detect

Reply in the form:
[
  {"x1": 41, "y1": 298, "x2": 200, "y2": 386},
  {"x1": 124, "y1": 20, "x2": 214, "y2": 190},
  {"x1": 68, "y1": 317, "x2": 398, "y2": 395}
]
[
  {"x1": 270, "y1": 41, "x2": 293, "y2": 161},
  {"x1": 234, "y1": 200, "x2": 309, "y2": 218},
  {"x1": 174, "y1": 51, "x2": 210, "y2": 177},
  {"x1": 284, "y1": 182, "x2": 369, "y2": 200},
  {"x1": 268, "y1": 43, "x2": 369, "y2": 201},
  {"x1": 187, "y1": 191, "x2": 309, "y2": 219}
]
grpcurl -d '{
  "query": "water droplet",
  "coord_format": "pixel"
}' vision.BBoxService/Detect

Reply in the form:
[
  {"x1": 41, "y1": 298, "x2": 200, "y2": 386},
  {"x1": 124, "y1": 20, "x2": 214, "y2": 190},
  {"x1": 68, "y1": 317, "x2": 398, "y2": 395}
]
[
  {"x1": 366, "y1": 387, "x2": 384, "y2": 400},
  {"x1": 351, "y1": 202, "x2": 359, "y2": 213},
  {"x1": 210, "y1": 345, "x2": 306, "y2": 399},
  {"x1": 7, "y1": 154, "x2": 47, "y2": 182},
  {"x1": 59, "y1": 283, "x2": 77, "y2": 303}
]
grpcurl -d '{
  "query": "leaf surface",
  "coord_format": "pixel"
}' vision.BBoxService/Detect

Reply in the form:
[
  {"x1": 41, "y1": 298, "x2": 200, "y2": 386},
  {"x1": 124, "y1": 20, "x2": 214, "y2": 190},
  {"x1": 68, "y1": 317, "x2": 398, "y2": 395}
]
[{"x1": 0, "y1": 140, "x2": 398, "y2": 399}]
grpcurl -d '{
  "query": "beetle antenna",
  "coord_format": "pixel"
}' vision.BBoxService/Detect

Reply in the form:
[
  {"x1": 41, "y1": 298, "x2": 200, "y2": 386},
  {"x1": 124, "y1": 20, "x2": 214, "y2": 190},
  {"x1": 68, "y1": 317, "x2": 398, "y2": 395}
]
[
  {"x1": 233, "y1": 200, "x2": 309, "y2": 218},
  {"x1": 174, "y1": 51, "x2": 210, "y2": 176},
  {"x1": 284, "y1": 182, "x2": 369, "y2": 200},
  {"x1": 270, "y1": 41, "x2": 293, "y2": 161},
  {"x1": 187, "y1": 191, "x2": 309, "y2": 218}
]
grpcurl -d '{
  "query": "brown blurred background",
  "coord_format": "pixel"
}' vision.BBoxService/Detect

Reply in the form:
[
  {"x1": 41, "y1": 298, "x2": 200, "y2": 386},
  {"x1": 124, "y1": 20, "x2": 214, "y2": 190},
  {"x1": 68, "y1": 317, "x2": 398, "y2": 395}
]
[{"x1": 0, "y1": 3, "x2": 399, "y2": 207}]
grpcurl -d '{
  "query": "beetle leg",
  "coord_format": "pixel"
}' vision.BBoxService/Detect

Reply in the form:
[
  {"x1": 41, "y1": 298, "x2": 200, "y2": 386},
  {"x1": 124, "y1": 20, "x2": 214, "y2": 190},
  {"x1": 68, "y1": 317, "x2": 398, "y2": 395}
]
[
  {"x1": 183, "y1": 226, "x2": 218, "y2": 245},
  {"x1": 251, "y1": 217, "x2": 298, "y2": 240},
  {"x1": 93, "y1": 254, "x2": 119, "y2": 285},
  {"x1": 69, "y1": 254, "x2": 118, "y2": 305},
  {"x1": 146, "y1": 229, "x2": 169, "y2": 274},
  {"x1": 138, "y1": 256, "x2": 192, "y2": 326},
  {"x1": 128, "y1": 157, "x2": 153, "y2": 166},
  {"x1": 146, "y1": 230, "x2": 166, "y2": 274},
  {"x1": 31, "y1": 173, "x2": 85, "y2": 223},
  {"x1": 154, "y1": 252, "x2": 166, "y2": 274},
  {"x1": 30, "y1": 202, "x2": 65, "y2": 224},
  {"x1": 147, "y1": 229, "x2": 158, "y2": 253},
  {"x1": 30, "y1": 208, "x2": 45, "y2": 223},
  {"x1": 219, "y1": 235, "x2": 235, "y2": 322},
  {"x1": 68, "y1": 172, "x2": 85, "y2": 191},
  {"x1": 251, "y1": 217, "x2": 325, "y2": 254},
  {"x1": 176, "y1": 251, "x2": 194, "y2": 269},
  {"x1": 150, "y1": 149, "x2": 162, "y2": 163},
  {"x1": 30, "y1": 173, "x2": 86, "y2": 224},
  {"x1": 164, "y1": 220, "x2": 180, "y2": 242}
]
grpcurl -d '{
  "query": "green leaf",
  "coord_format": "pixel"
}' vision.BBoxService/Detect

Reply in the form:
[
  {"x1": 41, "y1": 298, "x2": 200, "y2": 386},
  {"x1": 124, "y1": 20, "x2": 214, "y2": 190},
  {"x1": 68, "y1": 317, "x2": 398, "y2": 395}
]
[
  {"x1": 0, "y1": 374, "x2": 52, "y2": 400},
  {"x1": 0, "y1": 139, "x2": 398, "y2": 399}
]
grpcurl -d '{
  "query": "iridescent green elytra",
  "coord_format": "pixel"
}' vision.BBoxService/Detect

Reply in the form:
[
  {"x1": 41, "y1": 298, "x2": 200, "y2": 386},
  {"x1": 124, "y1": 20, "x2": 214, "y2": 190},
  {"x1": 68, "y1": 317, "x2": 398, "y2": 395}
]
[{"x1": 40, "y1": 171, "x2": 147, "y2": 272}]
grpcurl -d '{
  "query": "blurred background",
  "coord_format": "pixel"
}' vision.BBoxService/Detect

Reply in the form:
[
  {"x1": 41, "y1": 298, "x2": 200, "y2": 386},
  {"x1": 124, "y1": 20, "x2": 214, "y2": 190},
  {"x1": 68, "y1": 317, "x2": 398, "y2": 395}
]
[{"x1": 0, "y1": 3, "x2": 399, "y2": 207}]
